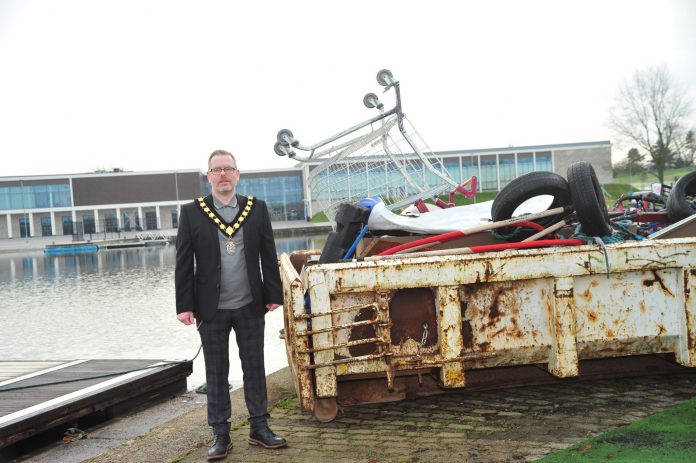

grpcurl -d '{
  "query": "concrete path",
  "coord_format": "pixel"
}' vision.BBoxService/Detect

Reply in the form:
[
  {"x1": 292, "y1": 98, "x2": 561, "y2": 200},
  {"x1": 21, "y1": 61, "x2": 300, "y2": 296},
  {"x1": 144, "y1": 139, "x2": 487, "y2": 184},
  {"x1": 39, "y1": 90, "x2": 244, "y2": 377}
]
[{"x1": 21, "y1": 367, "x2": 696, "y2": 463}]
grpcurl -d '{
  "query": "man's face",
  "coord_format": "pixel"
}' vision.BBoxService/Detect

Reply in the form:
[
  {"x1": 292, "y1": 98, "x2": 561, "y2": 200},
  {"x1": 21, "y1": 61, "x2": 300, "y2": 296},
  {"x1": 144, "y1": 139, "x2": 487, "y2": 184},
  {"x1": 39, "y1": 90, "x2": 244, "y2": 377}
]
[{"x1": 207, "y1": 154, "x2": 240, "y2": 196}]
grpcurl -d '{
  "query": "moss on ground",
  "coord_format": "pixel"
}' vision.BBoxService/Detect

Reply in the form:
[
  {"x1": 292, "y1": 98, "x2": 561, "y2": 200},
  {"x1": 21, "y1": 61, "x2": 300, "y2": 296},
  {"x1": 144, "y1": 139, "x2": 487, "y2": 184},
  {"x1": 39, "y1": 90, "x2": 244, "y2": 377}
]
[{"x1": 538, "y1": 396, "x2": 696, "y2": 463}]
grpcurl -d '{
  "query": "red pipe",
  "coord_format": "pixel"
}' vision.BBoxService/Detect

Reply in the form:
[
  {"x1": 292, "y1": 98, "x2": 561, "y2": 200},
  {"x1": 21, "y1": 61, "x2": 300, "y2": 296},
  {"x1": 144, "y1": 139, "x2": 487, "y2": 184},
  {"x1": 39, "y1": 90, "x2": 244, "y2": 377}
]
[
  {"x1": 466, "y1": 239, "x2": 585, "y2": 254},
  {"x1": 378, "y1": 221, "x2": 546, "y2": 256}
]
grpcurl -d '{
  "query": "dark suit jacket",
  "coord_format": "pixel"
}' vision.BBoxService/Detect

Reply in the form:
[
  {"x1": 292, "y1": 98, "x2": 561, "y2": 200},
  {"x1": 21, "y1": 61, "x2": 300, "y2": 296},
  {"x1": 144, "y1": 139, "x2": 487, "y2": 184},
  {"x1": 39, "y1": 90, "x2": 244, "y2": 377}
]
[{"x1": 175, "y1": 194, "x2": 283, "y2": 321}]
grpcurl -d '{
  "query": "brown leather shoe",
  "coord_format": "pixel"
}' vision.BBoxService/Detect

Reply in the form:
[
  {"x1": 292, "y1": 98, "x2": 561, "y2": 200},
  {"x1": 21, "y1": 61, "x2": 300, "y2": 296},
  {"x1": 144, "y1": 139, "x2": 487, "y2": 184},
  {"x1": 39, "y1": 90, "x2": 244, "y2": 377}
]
[
  {"x1": 207, "y1": 433, "x2": 232, "y2": 460},
  {"x1": 248, "y1": 426, "x2": 287, "y2": 449}
]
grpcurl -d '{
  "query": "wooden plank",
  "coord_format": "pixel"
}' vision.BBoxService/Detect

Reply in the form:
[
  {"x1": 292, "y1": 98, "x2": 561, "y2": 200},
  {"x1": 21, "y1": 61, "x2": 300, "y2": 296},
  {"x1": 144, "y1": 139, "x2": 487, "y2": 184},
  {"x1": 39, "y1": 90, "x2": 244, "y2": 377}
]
[
  {"x1": 0, "y1": 359, "x2": 192, "y2": 448},
  {"x1": 0, "y1": 361, "x2": 65, "y2": 382}
]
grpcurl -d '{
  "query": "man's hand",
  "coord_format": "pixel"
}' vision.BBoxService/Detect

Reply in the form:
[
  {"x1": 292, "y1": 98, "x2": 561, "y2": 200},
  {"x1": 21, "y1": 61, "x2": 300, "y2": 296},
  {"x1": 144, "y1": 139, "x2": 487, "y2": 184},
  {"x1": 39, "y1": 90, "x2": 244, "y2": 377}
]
[
  {"x1": 177, "y1": 311, "x2": 196, "y2": 325},
  {"x1": 266, "y1": 303, "x2": 281, "y2": 311}
]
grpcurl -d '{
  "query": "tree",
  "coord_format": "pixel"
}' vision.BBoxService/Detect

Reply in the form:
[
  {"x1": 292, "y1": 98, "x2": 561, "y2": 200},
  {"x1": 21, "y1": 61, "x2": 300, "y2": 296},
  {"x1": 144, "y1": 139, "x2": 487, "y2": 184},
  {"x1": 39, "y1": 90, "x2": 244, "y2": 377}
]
[
  {"x1": 682, "y1": 130, "x2": 696, "y2": 167},
  {"x1": 613, "y1": 147, "x2": 645, "y2": 178},
  {"x1": 609, "y1": 65, "x2": 692, "y2": 184}
]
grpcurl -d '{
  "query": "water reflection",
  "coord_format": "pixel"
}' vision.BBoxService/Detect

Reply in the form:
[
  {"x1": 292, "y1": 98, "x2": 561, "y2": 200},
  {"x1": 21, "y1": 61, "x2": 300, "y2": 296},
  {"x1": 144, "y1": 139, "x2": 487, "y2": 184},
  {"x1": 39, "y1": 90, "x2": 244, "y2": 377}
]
[
  {"x1": 0, "y1": 234, "x2": 327, "y2": 389},
  {"x1": 0, "y1": 234, "x2": 326, "y2": 284}
]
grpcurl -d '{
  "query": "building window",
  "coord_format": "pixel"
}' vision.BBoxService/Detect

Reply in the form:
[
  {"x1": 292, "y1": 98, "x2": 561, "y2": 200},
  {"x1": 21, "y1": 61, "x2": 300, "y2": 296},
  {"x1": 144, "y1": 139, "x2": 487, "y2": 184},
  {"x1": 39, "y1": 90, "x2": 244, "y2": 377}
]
[
  {"x1": 84, "y1": 215, "x2": 95, "y2": 234},
  {"x1": 517, "y1": 153, "x2": 534, "y2": 175},
  {"x1": 146, "y1": 212, "x2": 158, "y2": 230},
  {"x1": 40, "y1": 217, "x2": 52, "y2": 236},
  {"x1": 104, "y1": 213, "x2": 118, "y2": 233},
  {"x1": 62, "y1": 216, "x2": 74, "y2": 235},
  {"x1": 479, "y1": 155, "x2": 498, "y2": 191},
  {"x1": 0, "y1": 183, "x2": 72, "y2": 211},
  {"x1": 19, "y1": 217, "x2": 30, "y2": 238},
  {"x1": 499, "y1": 154, "x2": 516, "y2": 188},
  {"x1": 237, "y1": 173, "x2": 305, "y2": 221},
  {"x1": 535, "y1": 151, "x2": 552, "y2": 171},
  {"x1": 171, "y1": 210, "x2": 178, "y2": 228}
]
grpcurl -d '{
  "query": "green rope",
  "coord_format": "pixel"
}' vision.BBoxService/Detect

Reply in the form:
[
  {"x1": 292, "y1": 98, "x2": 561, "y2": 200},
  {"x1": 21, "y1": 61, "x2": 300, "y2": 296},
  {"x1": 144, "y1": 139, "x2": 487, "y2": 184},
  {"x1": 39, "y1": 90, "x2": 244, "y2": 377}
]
[{"x1": 571, "y1": 220, "x2": 638, "y2": 244}]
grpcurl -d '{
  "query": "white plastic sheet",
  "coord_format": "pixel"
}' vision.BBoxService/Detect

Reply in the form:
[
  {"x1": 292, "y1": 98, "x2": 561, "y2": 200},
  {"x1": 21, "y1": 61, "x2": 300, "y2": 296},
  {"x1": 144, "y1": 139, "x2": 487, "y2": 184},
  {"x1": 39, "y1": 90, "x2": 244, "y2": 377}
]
[{"x1": 366, "y1": 196, "x2": 553, "y2": 234}]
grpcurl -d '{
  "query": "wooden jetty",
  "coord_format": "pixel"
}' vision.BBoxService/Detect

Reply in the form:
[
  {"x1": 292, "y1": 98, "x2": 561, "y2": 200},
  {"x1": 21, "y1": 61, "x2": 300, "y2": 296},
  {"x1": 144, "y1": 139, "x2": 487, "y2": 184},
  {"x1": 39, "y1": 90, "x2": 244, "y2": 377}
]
[{"x1": 0, "y1": 359, "x2": 192, "y2": 448}]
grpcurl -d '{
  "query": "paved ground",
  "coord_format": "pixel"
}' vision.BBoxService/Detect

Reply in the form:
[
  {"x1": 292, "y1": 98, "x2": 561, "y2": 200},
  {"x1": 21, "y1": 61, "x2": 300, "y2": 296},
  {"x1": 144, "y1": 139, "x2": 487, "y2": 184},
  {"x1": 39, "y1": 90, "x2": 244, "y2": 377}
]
[{"x1": 22, "y1": 367, "x2": 696, "y2": 463}]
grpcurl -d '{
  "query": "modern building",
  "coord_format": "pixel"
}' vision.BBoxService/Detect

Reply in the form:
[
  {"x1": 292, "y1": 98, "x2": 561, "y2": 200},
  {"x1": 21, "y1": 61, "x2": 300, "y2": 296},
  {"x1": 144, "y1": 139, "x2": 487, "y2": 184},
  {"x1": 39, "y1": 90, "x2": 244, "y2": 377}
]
[
  {"x1": 300, "y1": 140, "x2": 612, "y2": 216},
  {"x1": 0, "y1": 141, "x2": 610, "y2": 238}
]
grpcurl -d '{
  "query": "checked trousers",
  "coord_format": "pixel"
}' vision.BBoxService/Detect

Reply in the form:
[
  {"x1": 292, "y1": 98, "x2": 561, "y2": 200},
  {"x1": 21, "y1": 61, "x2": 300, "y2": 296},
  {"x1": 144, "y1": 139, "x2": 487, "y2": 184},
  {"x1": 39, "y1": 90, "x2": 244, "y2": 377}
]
[{"x1": 198, "y1": 303, "x2": 268, "y2": 435}]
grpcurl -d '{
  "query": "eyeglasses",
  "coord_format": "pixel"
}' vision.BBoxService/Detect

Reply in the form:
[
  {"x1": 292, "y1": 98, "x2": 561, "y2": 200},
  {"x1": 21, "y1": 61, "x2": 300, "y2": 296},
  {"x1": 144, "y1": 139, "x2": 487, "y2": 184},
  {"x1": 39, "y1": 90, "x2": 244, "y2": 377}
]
[{"x1": 208, "y1": 167, "x2": 238, "y2": 175}]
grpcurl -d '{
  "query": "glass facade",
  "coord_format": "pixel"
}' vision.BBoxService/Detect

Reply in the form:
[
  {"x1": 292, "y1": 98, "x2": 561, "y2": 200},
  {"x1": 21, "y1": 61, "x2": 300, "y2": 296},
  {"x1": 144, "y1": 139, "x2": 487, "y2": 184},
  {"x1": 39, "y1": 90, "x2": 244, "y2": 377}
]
[
  {"x1": 0, "y1": 183, "x2": 71, "y2": 211},
  {"x1": 535, "y1": 151, "x2": 552, "y2": 171},
  {"x1": 499, "y1": 154, "x2": 516, "y2": 189},
  {"x1": 0, "y1": 149, "x2": 568, "y2": 237},
  {"x1": 304, "y1": 149, "x2": 559, "y2": 198},
  {"x1": 237, "y1": 174, "x2": 305, "y2": 221},
  {"x1": 479, "y1": 155, "x2": 498, "y2": 191},
  {"x1": 518, "y1": 153, "x2": 535, "y2": 175}
]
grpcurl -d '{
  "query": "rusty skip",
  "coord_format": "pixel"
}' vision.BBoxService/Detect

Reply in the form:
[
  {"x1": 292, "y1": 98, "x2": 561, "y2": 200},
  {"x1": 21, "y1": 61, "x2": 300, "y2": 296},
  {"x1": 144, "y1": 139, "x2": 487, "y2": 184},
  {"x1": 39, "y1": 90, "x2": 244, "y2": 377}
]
[{"x1": 278, "y1": 237, "x2": 696, "y2": 421}]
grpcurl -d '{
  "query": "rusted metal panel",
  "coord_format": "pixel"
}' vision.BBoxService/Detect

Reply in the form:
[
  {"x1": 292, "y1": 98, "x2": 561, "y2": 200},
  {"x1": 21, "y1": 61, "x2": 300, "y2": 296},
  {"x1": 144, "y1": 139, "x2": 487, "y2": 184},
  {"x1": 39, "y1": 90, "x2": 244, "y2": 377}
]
[
  {"x1": 279, "y1": 237, "x2": 696, "y2": 417},
  {"x1": 313, "y1": 238, "x2": 696, "y2": 293},
  {"x1": 279, "y1": 254, "x2": 315, "y2": 412},
  {"x1": 549, "y1": 277, "x2": 579, "y2": 377},
  {"x1": 437, "y1": 286, "x2": 465, "y2": 387},
  {"x1": 676, "y1": 269, "x2": 696, "y2": 366},
  {"x1": 305, "y1": 270, "x2": 337, "y2": 398}
]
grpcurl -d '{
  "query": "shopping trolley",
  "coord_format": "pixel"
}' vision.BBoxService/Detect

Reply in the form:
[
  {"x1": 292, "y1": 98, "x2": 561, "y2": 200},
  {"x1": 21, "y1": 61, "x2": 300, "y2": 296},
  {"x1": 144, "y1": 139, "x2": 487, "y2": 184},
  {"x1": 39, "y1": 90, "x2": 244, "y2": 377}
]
[{"x1": 274, "y1": 69, "x2": 460, "y2": 221}]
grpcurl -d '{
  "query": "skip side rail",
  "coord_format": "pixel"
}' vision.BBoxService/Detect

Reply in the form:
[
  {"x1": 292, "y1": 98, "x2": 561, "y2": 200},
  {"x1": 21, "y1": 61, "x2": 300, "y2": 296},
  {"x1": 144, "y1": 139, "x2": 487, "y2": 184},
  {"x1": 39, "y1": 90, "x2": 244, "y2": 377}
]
[{"x1": 279, "y1": 236, "x2": 696, "y2": 422}]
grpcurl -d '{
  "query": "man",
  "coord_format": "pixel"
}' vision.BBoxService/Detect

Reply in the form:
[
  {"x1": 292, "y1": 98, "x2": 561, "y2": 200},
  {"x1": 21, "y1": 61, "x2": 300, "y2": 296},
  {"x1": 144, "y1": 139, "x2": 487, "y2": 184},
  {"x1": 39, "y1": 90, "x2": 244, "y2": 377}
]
[{"x1": 175, "y1": 150, "x2": 287, "y2": 460}]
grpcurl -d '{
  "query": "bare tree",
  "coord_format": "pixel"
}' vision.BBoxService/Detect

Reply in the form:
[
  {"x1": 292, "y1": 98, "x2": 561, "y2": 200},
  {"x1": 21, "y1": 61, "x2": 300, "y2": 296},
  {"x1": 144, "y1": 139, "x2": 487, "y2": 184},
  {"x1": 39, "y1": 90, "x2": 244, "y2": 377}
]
[{"x1": 609, "y1": 65, "x2": 692, "y2": 184}]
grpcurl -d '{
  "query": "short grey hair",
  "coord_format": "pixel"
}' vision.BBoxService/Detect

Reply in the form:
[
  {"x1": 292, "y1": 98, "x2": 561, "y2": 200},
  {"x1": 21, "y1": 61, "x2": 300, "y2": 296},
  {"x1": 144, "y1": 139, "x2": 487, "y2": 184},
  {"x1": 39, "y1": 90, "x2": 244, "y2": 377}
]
[{"x1": 208, "y1": 150, "x2": 236, "y2": 169}]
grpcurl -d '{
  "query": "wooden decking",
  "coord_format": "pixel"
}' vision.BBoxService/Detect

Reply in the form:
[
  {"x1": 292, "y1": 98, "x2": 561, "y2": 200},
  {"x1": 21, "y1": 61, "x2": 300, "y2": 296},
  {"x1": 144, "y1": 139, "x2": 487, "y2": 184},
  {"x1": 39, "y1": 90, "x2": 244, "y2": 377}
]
[{"x1": 0, "y1": 359, "x2": 192, "y2": 448}]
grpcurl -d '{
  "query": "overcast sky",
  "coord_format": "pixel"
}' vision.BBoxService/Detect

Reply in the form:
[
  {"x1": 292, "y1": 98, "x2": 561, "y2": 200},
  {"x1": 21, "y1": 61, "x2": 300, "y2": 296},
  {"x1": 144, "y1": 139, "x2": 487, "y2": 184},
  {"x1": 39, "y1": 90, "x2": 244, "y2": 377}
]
[{"x1": 1, "y1": 0, "x2": 694, "y2": 178}]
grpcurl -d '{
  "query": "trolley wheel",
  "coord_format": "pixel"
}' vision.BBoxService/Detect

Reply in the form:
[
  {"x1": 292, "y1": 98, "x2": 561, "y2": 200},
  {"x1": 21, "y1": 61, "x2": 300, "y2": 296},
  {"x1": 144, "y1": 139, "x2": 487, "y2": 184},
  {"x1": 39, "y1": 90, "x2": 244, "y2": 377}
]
[
  {"x1": 376, "y1": 69, "x2": 394, "y2": 87},
  {"x1": 567, "y1": 161, "x2": 612, "y2": 236},
  {"x1": 313, "y1": 397, "x2": 338, "y2": 423},
  {"x1": 363, "y1": 92, "x2": 380, "y2": 109},
  {"x1": 276, "y1": 129, "x2": 295, "y2": 146},
  {"x1": 274, "y1": 142, "x2": 288, "y2": 157}
]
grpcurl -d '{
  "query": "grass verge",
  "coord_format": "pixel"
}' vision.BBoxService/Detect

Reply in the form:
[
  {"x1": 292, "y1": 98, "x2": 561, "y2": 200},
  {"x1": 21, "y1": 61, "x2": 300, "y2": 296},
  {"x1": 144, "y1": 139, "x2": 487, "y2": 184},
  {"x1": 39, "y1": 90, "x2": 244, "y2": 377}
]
[{"x1": 537, "y1": 396, "x2": 696, "y2": 463}]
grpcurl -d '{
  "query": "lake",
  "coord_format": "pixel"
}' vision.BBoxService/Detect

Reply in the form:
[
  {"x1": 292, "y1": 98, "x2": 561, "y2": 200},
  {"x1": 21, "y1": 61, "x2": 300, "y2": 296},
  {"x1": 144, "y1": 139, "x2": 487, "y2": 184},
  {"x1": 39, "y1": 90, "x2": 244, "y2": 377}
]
[{"x1": 0, "y1": 234, "x2": 326, "y2": 390}]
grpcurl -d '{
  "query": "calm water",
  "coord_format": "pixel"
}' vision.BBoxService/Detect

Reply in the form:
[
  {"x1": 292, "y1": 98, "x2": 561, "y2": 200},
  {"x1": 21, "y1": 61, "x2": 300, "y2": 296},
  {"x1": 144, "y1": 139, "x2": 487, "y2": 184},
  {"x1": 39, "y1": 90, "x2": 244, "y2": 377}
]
[{"x1": 0, "y1": 234, "x2": 326, "y2": 389}]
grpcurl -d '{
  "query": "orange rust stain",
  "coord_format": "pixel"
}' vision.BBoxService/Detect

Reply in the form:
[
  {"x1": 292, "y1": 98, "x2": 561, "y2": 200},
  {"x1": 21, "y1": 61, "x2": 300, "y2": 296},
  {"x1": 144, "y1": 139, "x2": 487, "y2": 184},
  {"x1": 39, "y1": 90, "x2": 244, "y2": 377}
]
[
  {"x1": 445, "y1": 369, "x2": 465, "y2": 385},
  {"x1": 478, "y1": 341, "x2": 491, "y2": 352},
  {"x1": 656, "y1": 323, "x2": 667, "y2": 336},
  {"x1": 581, "y1": 288, "x2": 593, "y2": 301},
  {"x1": 640, "y1": 301, "x2": 647, "y2": 314},
  {"x1": 590, "y1": 280, "x2": 599, "y2": 288},
  {"x1": 606, "y1": 330, "x2": 616, "y2": 338},
  {"x1": 491, "y1": 328, "x2": 505, "y2": 338},
  {"x1": 587, "y1": 311, "x2": 598, "y2": 323}
]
